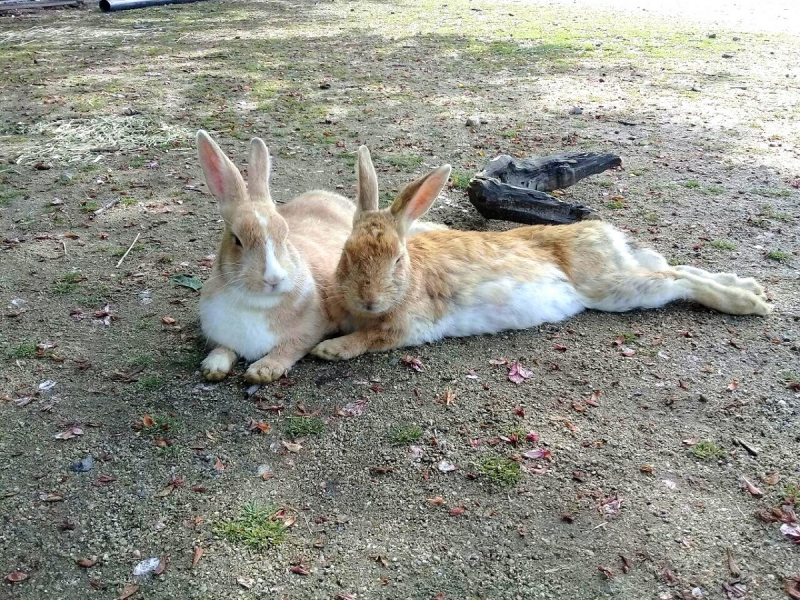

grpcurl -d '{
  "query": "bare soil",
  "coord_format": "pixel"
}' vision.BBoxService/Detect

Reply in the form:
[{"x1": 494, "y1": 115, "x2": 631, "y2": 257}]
[{"x1": 0, "y1": 1, "x2": 798, "y2": 599}]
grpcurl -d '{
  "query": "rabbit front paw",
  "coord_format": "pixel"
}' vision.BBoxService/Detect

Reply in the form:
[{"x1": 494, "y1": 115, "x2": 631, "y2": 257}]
[
  {"x1": 201, "y1": 348, "x2": 236, "y2": 381},
  {"x1": 311, "y1": 338, "x2": 357, "y2": 361},
  {"x1": 244, "y1": 357, "x2": 288, "y2": 383}
]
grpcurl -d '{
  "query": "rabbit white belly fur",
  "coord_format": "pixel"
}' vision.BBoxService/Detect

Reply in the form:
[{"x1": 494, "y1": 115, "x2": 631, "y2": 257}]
[
  {"x1": 200, "y1": 288, "x2": 278, "y2": 361},
  {"x1": 407, "y1": 269, "x2": 584, "y2": 345}
]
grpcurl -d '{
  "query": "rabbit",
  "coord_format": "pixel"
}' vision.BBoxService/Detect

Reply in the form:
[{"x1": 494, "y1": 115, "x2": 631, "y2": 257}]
[
  {"x1": 311, "y1": 147, "x2": 771, "y2": 361},
  {"x1": 196, "y1": 132, "x2": 445, "y2": 382}
]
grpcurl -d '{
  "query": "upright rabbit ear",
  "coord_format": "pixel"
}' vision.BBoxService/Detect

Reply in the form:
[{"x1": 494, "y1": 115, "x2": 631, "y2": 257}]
[
  {"x1": 390, "y1": 165, "x2": 451, "y2": 233},
  {"x1": 248, "y1": 137, "x2": 273, "y2": 204},
  {"x1": 355, "y1": 145, "x2": 378, "y2": 216},
  {"x1": 196, "y1": 130, "x2": 247, "y2": 211}
]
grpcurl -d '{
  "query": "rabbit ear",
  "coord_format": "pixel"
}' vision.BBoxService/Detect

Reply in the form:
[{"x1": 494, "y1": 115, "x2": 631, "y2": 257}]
[
  {"x1": 355, "y1": 145, "x2": 378, "y2": 215},
  {"x1": 390, "y1": 165, "x2": 451, "y2": 232},
  {"x1": 248, "y1": 137, "x2": 273, "y2": 204},
  {"x1": 196, "y1": 130, "x2": 247, "y2": 209}
]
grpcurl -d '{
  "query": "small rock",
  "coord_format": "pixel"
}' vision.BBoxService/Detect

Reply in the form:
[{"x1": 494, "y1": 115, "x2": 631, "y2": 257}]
[
  {"x1": 256, "y1": 464, "x2": 272, "y2": 477},
  {"x1": 569, "y1": 106, "x2": 583, "y2": 115},
  {"x1": 707, "y1": 33, "x2": 717, "y2": 39},
  {"x1": 733, "y1": 36, "x2": 741, "y2": 41},
  {"x1": 465, "y1": 115, "x2": 481, "y2": 128},
  {"x1": 722, "y1": 53, "x2": 734, "y2": 58},
  {"x1": 133, "y1": 557, "x2": 161, "y2": 577},
  {"x1": 690, "y1": 86, "x2": 701, "y2": 92},
  {"x1": 71, "y1": 455, "x2": 94, "y2": 473},
  {"x1": 59, "y1": 172, "x2": 73, "y2": 183}
]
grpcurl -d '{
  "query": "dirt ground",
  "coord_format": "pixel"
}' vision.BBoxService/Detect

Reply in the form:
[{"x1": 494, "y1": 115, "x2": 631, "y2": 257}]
[{"x1": 1, "y1": 1, "x2": 799, "y2": 599}]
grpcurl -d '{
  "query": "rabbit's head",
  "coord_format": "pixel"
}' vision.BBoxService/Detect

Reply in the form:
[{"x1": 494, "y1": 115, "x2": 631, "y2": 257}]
[
  {"x1": 197, "y1": 131, "x2": 297, "y2": 305},
  {"x1": 336, "y1": 146, "x2": 451, "y2": 315}
]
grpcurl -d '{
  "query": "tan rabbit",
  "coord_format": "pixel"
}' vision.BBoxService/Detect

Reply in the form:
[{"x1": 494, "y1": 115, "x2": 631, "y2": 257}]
[
  {"x1": 196, "y1": 133, "x2": 444, "y2": 382},
  {"x1": 195, "y1": 130, "x2": 362, "y2": 382},
  {"x1": 312, "y1": 148, "x2": 771, "y2": 361}
]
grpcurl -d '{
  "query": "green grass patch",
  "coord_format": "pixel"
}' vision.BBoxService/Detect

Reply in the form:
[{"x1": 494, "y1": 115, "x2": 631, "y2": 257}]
[
  {"x1": 642, "y1": 212, "x2": 659, "y2": 224},
  {"x1": 710, "y1": 239, "x2": 737, "y2": 251},
  {"x1": 766, "y1": 250, "x2": 790, "y2": 262},
  {"x1": 10, "y1": 343, "x2": 37, "y2": 359},
  {"x1": 784, "y1": 482, "x2": 800, "y2": 501},
  {"x1": 605, "y1": 200, "x2": 625, "y2": 209},
  {"x1": 684, "y1": 180, "x2": 701, "y2": 189},
  {"x1": 141, "y1": 412, "x2": 180, "y2": 436},
  {"x1": 388, "y1": 424, "x2": 422, "y2": 446},
  {"x1": 616, "y1": 331, "x2": 638, "y2": 344},
  {"x1": 450, "y1": 171, "x2": 472, "y2": 190},
  {"x1": 215, "y1": 502, "x2": 286, "y2": 551},
  {"x1": 691, "y1": 440, "x2": 725, "y2": 460},
  {"x1": 285, "y1": 416, "x2": 324, "y2": 438},
  {"x1": 0, "y1": 187, "x2": 21, "y2": 206},
  {"x1": 480, "y1": 456, "x2": 521, "y2": 486},
  {"x1": 131, "y1": 353, "x2": 153, "y2": 367},
  {"x1": 137, "y1": 375, "x2": 165, "y2": 391},
  {"x1": 751, "y1": 187, "x2": 791, "y2": 198},
  {"x1": 382, "y1": 153, "x2": 424, "y2": 170},
  {"x1": 759, "y1": 204, "x2": 791, "y2": 221},
  {"x1": 52, "y1": 272, "x2": 84, "y2": 295}
]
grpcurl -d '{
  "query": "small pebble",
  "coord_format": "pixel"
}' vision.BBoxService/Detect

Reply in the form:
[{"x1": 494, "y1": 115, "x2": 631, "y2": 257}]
[
  {"x1": 465, "y1": 115, "x2": 481, "y2": 128},
  {"x1": 70, "y1": 455, "x2": 94, "y2": 473},
  {"x1": 569, "y1": 107, "x2": 583, "y2": 115}
]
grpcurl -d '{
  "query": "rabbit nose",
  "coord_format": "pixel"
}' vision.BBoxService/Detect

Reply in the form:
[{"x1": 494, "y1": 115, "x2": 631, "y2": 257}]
[
  {"x1": 263, "y1": 276, "x2": 282, "y2": 286},
  {"x1": 364, "y1": 301, "x2": 374, "y2": 311}
]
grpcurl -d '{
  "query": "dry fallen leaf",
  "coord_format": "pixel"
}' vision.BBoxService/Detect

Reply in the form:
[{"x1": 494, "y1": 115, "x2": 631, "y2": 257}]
[
  {"x1": 77, "y1": 557, "x2": 97, "y2": 568},
  {"x1": 781, "y1": 523, "x2": 800, "y2": 544},
  {"x1": 154, "y1": 556, "x2": 167, "y2": 576},
  {"x1": 191, "y1": 546, "x2": 204, "y2": 569},
  {"x1": 725, "y1": 548, "x2": 740, "y2": 578},
  {"x1": 118, "y1": 583, "x2": 140, "y2": 599},
  {"x1": 5, "y1": 570, "x2": 28, "y2": 583},
  {"x1": 401, "y1": 355, "x2": 425, "y2": 372},
  {"x1": 763, "y1": 472, "x2": 782, "y2": 486},
  {"x1": 619, "y1": 554, "x2": 631, "y2": 574},
  {"x1": 640, "y1": 465, "x2": 654, "y2": 475},
  {"x1": 54, "y1": 426, "x2": 84, "y2": 440},
  {"x1": 785, "y1": 576, "x2": 800, "y2": 600},
  {"x1": 449, "y1": 506, "x2": 466, "y2": 516},
  {"x1": 249, "y1": 421, "x2": 271, "y2": 434},
  {"x1": 289, "y1": 565, "x2": 310, "y2": 576},
  {"x1": 741, "y1": 476, "x2": 764, "y2": 498},
  {"x1": 585, "y1": 390, "x2": 601, "y2": 407},
  {"x1": 523, "y1": 448, "x2": 552, "y2": 460},
  {"x1": 726, "y1": 380, "x2": 739, "y2": 392},
  {"x1": 597, "y1": 566, "x2": 614, "y2": 580},
  {"x1": 427, "y1": 496, "x2": 446, "y2": 506},
  {"x1": 508, "y1": 362, "x2": 534, "y2": 384},
  {"x1": 141, "y1": 414, "x2": 155, "y2": 427},
  {"x1": 282, "y1": 441, "x2": 302, "y2": 453}
]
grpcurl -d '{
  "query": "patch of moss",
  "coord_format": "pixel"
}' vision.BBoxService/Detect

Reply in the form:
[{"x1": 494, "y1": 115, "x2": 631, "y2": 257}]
[
  {"x1": 710, "y1": 239, "x2": 737, "y2": 251},
  {"x1": 285, "y1": 416, "x2": 324, "y2": 438},
  {"x1": 691, "y1": 440, "x2": 725, "y2": 460},
  {"x1": 388, "y1": 424, "x2": 422, "y2": 446},
  {"x1": 450, "y1": 171, "x2": 472, "y2": 190},
  {"x1": 480, "y1": 457, "x2": 521, "y2": 486},
  {"x1": 10, "y1": 343, "x2": 37, "y2": 359},
  {"x1": 137, "y1": 376, "x2": 165, "y2": 392},
  {"x1": 766, "y1": 250, "x2": 790, "y2": 262}
]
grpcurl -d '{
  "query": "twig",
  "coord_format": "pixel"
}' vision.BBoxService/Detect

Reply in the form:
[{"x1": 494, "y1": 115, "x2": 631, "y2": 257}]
[
  {"x1": 62, "y1": 240, "x2": 67, "y2": 256},
  {"x1": 94, "y1": 198, "x2": 119, "y2": 216},
  {"x1": 116, "y1": 232, "x2": 140, "y2": 268}
]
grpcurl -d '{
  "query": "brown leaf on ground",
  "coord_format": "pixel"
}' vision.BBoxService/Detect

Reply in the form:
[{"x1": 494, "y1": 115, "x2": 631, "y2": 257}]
[
  {"x1": 741, "y1": 477, "x2": 764, "y2": 498},
  {"x1": 508, "y1": 362, "x2": 534, "y2": 384},
  {"x1": 289, "y1": 565, "x2": 310, "y2": 576},
  {"x1": 369, "y1": 554, "x2": 389, "y2": 567},
  {"x1": 726, "y1": 380, "x2": 739, "y2": 392},
  {"x1": 401, "y1": 355, "x2": 425, "y2": 372},
  {"x1": 92, "y1": 475, "x2": 116, "y2": 487},
  {"x1": 427, "y1": 496, "x2": 446, "y2": 506},
  {"x1": 141, "y1": 414, "x2": 155, "y2": 427},
  {"x1": 725, "y1": 548, "x2": 740, "y2": 578},
  {"x1": 586, "y1": 390, "x2": 601, "y2": 406},
  {"x1": 5, "y1": 571, "x2": 28, "y2": 583},
  {"x1": 619, "y1": 554, "x2": 631, "y2": 574},
  {"x1": 191, "y1": 546, "x2": 203, "y2": 569},
  {"x1": 213, "y1": 457, "x2": 226, "y2": 470},
  {"x1": 449, "y1": 506, "x2": 466, "y2": 516},
  {"x1": 118, "y1": 583, "x2": 140, "y2": 599},
  {"x1": 785, "y1": 576, "x2": 800, "y2": 600},
  {"x1": 598, "y1": 566, "x2": 614, "y2": 580},
  {"x1": 282, "y1": 441, "x2": 302, "y2": 453},
  {"x1": 77, "y1": 557, "x2": 97, "y2": 568},
  {"x1": 249, "y1": 420, "x2": 271, "y2": 434},
  {"x1": 640, "y1": 465, "x2": 654, "y2": 475},
  {"x1": 763, "y1": 472, "x2": 782, "y2": 486},
  {"x1": 154, "y1": 556, "x2": 167, "y2": 575}
]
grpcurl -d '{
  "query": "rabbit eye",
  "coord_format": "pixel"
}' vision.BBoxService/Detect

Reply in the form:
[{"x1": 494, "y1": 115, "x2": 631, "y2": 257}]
[{"x1": 233, "y1": 235, "x2": 242, "y2": 247}]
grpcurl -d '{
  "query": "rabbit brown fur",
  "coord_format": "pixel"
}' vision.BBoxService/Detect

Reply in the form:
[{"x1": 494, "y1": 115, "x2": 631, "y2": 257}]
[{"x1": 312, "y1": 148, "x2": 771, "y2": 361}]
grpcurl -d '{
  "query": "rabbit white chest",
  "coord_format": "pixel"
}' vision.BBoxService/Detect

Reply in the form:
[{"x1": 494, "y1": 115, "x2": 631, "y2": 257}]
[
  {"x1": 200, "y1": 289, "x2": 280, "y2": 361},
  {"x1": 407, "y1": 269, "x2": 585, "y2": 345}
]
